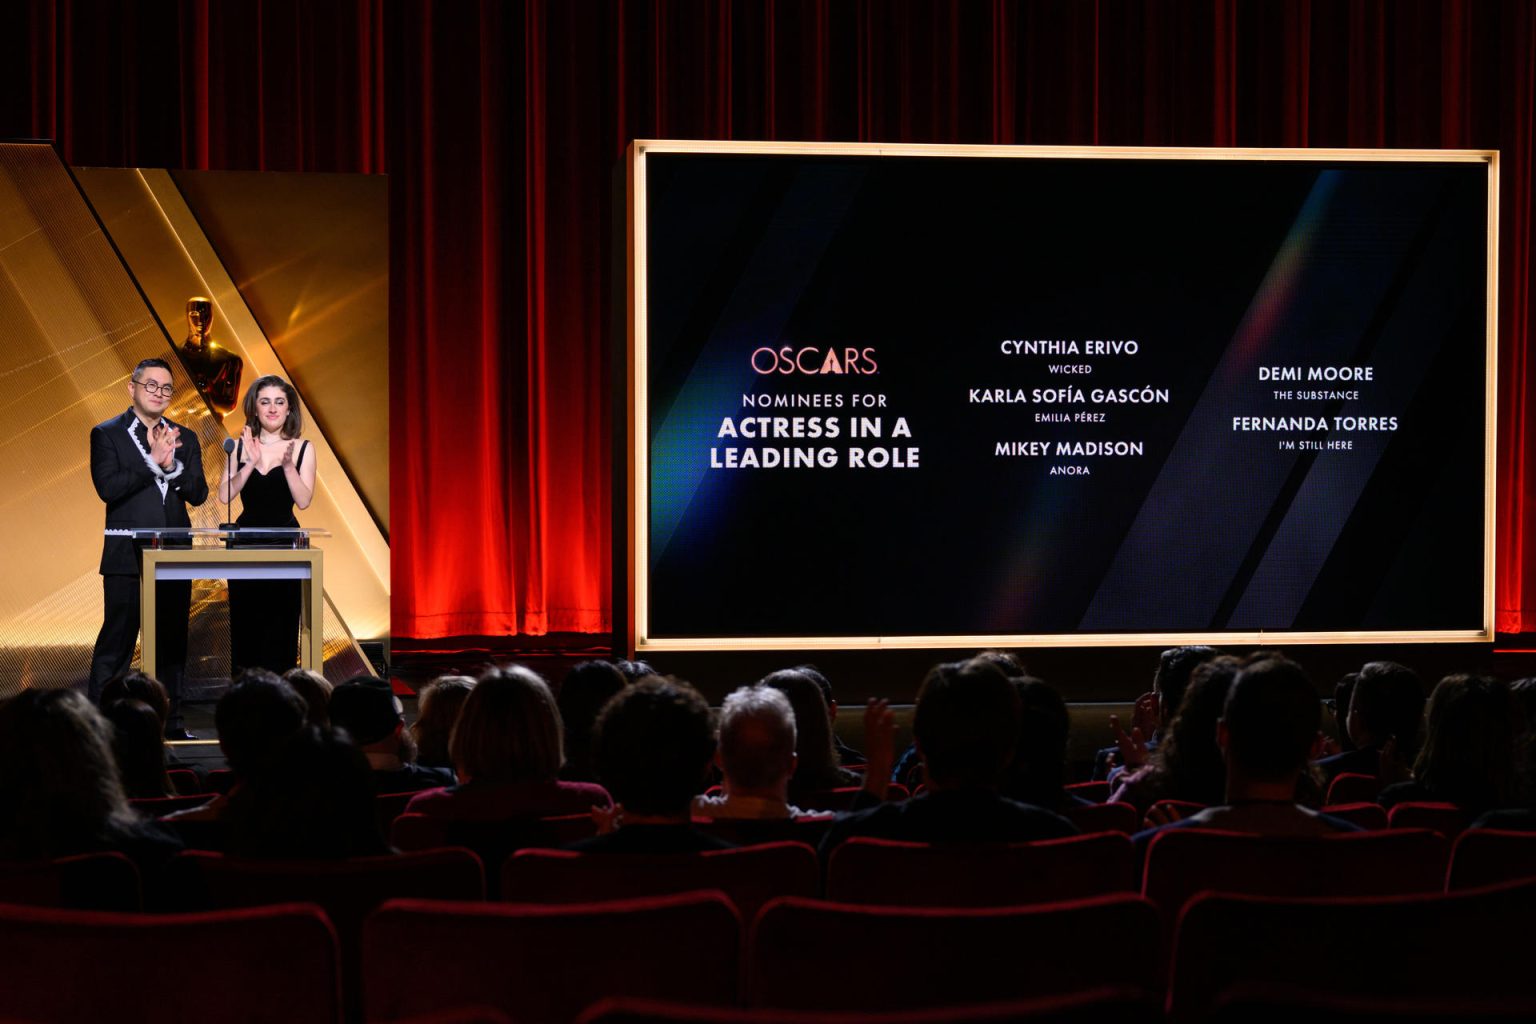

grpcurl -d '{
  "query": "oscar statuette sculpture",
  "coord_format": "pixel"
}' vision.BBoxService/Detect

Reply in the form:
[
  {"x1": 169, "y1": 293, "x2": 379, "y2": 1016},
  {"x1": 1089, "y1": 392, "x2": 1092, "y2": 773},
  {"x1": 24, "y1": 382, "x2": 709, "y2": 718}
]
[{"x1": 180, "y1": 296, "x2": 242, "y2": 416}]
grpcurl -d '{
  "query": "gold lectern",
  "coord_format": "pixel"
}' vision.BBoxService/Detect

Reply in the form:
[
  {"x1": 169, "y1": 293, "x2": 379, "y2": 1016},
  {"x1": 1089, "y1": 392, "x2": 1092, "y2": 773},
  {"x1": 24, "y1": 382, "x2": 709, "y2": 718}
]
[{"x1": 135, "y1": 529, "x2": 326, "y2": 679}]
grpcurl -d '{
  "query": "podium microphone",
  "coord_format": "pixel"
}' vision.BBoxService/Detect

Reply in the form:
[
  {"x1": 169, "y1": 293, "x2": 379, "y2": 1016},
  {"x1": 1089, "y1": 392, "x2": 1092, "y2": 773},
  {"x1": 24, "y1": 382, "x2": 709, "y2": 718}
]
[{"x1": 220, "y1": 437, "x2": 236, "y2": 532}]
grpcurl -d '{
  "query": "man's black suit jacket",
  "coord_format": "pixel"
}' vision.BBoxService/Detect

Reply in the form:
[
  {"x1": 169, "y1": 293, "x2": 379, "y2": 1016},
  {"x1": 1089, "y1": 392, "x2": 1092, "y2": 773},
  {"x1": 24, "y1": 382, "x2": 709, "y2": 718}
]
[{"x1": 91, "y1": 410, "x2": 210, "y2": 576}]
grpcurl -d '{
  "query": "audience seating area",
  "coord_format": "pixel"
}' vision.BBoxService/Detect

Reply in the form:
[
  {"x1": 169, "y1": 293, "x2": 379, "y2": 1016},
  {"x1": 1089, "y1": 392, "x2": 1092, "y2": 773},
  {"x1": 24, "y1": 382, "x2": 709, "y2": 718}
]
[{"x1": 6, "y1": 810, "x2": 1536, "y2": 1023}]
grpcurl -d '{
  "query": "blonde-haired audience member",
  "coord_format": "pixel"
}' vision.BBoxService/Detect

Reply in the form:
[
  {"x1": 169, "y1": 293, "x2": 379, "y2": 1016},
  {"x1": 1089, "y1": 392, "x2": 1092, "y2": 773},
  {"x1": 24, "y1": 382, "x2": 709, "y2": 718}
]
[{"x1": 404, "y1": 665, "x2": 610, "y2": 822}]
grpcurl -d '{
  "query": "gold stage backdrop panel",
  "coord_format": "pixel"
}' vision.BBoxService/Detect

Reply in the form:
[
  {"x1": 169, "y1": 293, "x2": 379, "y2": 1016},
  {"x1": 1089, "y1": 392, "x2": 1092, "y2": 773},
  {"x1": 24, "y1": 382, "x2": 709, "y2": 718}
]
[
  {"x1": 169, "y1": 170, "x2": 388, "y2": 536},
  {"x1": 0, "y1": 143, "x2": 378, "y2": 696},
  {"x1": 71, "y1": 167, "x2": 390, "y2": 648}
]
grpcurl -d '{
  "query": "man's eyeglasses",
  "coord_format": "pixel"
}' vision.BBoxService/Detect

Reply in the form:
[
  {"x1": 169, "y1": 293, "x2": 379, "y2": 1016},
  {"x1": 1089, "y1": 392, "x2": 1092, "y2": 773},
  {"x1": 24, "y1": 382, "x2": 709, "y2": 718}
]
[{"x1": 133, "y1": 379, "x2": 175, "y2": 397}]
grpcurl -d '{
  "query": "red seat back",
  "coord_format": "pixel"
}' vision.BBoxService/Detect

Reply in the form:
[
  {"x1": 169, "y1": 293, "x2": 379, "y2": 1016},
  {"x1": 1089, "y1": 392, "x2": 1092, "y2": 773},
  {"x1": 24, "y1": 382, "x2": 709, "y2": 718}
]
[
  {"x1": 1388, "y1": 801, "x2": 1474, "y2": 838},
  {"x1": 364, "y1": 892, "x2": 740, "y2": 1024},
  {"x1": 747, "y1": 895, "x2": 1161, "y2": 1011},
  {"x1": 826, "y1": 833, "x2": 1136, "y2": 907},
  {"x1": 1320, "y1": 802, "x2": 1389, "y2": 831},
  {"x1": 1066, "y1": 780, "x2": 1112, "y2": 804},
  {"x1": 1168, "y1": 878, "x2": 1536, "y2": 1021},
  {"x1": 1447, "y1": 828, "x2": 1536, "y2": 890},
  {"x1": 502, "y1": 841, "x2": 816, "y2": 922},
  {"x1": 578, "y1": 988, "x2": 1161, "y2": 1023},
  {"x1": 0, "y1": 901, "x2": 340, "y2": 1024},
  {"x1": 0, "y1": 852, "x2": 141, "y2": 911},
  {"x1": 167, "y1": 767, "x2": 203, "y2": 795},
  {"x1": 1062, "y1": 801, "x2": 1142, "y2": 835},
  {"x1": 1143, "y1": 828, "x2": 1448, "y2": 917},
  {"x1": 696, "y1": 816, "x2": 834, "y2": 848},
  {"x1": 1326, "y1": 771, "x2": 1382, "y2": 805},
  {"x1": 172, "y1": 848, "x2": 484, "y2": 1017}
]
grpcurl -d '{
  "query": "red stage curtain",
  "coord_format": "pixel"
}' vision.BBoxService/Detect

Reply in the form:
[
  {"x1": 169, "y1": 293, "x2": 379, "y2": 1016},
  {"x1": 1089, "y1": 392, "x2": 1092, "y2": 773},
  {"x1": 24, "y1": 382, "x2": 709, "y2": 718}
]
[{"x1": 3, "y1": 0, "x2": 1532, "y2": 638}]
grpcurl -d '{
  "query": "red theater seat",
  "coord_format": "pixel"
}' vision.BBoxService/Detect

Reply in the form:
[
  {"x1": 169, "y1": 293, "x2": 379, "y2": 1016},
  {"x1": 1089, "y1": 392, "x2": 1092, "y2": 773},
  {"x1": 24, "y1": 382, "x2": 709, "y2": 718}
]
[
  {"x1": 1206, "y1": 985, "x2": 1536, "y2": 1022},
  {"x1": 1062, "y1": 801, "x2": 1142, "y2": 835},
  {"x1": 1142, "y1": 828, "x2": 1447, "y2": 918},
  {"x1": 0, "y1": 901, "x2": 340, "y2": 1024},
  {"x1": 363, "y1": 892, "x2": 740, "y2": 1023},
  {"x1": 578, "y1": 987, "x2": 1160, "y2": 1023},
  {"x1": 698, "y1": 816, "x2": 835, "y2": 848},
  {"x1": 502, "y1": 841, "x2": 817, "y2": 922},
  {"x1": 0, "y1": 852, "x2": 141, "y2": 911},
  {"x1": 1447, "y1": 828, "x2": 1536, "y2": 890},
  {"x1": 1326, "y1": 771, "x2": 1382, "y2": 805},
  {"x1": 1320, "y1": 802, "x2": 1389, "y2": 831},
  {"x1": 1167, "y1": 879, "x2": 1536, "y2": 1022},
  {"x1": 747, "y1": 895, "x2": 1161, "y2": 1011},
  {"x1": 1066, "y1": 781, "x2": 1112, "y2": 804},
  {"x1": 1388, "y1": 802, "x2": 1474, "y2": 838},
  {"x1": 825, "y1": 833, "x2": 1136, "y2": 907},
  {"x1": 167, "y1": 767, "x2": 203, "y2": 794}
]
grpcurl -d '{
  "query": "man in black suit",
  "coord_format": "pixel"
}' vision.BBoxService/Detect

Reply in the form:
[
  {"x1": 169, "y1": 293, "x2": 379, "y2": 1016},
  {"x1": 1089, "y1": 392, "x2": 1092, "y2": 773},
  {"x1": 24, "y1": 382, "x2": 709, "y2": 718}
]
[{"x1": 89, "y1": 357, "x2": 209, "y2": 739}]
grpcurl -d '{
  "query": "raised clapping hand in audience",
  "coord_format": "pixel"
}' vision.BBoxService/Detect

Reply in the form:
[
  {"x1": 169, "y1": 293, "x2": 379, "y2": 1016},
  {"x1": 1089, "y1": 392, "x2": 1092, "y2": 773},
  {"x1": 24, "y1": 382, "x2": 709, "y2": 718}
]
[
  {"x1": 1144, "y1": 801, "x2": 1187, "y2": 828},
  {"x1": 591, "y1": 802, "x2": 621, "y2": 835},
  {"x1": 1107, "y1": 698, "x2": 1153, "y2": 773},
  {"x1": 860, "y1": 698, "x2": 896, "y2": 801}
]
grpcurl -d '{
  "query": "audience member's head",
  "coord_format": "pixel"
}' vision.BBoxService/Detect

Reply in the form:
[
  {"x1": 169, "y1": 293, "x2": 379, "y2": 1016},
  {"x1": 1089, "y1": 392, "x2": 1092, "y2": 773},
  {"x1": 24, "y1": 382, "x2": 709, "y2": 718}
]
[
  {"x1": 612, "y1": 659, "x2": 657, "y2": 684},
  {"x1": 1154, "y1": 646, "x2": 1219, "y2": 727},
  {"x1": 1153, "y1": 656, "x2": 1242, "y2": 805},
  {"x1": 792, "y1": 663, "x2": 840, "y2": 723},
  {"x1": 1413, "y1": 674, "x2": 1515, "y2": 810},
  {"x1": 717, "y1": 685, "x2": 797, "y2": 795},
  {"x1": 761, "y1": 668, "x2": 852, "y2": 795},
  {"x1": 1002, "y1": 676, "x2": 1071, "y2": 810},
  {"x1": 912, "y1": 658, "x2": 1020, "y2": 792},
  {"x1": 971, "y1": 649, "x2": 1029, "y2": 679},
  {"x1": 329, "y1": 676, "x2": 410, "y2": 758},
  {"x1": 557, "y1": 660, "x2": 628, "y2": 781},
  {"x1": 1346, "y1": 660, "x2": 1425, "y2": 757},
  {"x1": 99, "y1": 671, "x2": 170, "y2": 725},
  {"x1": 450, "y1": 665, "x2": 563, "y2": 785},
  {"x1": 0, "y1": 689, "x2": 137, "y2": 858},
  {"x1": 593, "y1": 676, "x2": 715, "y2": 818},
  {"x1": 226, "y1": 726, "x2": 389, "y2": 859},
  {"x1": 1219, "y1": 657, "x2": 1321, "y2": 788},
  {"x1": 1331, "y1": 672, "x2": 1360, "y2": 752},
  {"x1": 215, "y1": 669, "x2": 308, "y2": 779},
  {"x1": 103, "y1": 698, "x2": 172, "y2": 799},
  {"x1": 282, "y1": 668, "x2": 333, "y2": 729},
  {"x1": 411, "y1": 675, "x2": 474, "y2": 769}
]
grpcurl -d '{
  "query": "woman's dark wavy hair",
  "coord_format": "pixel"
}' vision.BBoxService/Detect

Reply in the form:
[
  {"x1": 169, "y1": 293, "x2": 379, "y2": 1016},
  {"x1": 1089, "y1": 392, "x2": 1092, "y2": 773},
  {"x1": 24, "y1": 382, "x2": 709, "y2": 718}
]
[
  {"x1": 1413, "y1": 674, "x2": 1515, "y2": 810},
  {"x1": 0, "y1": 689, "x2": 139, "y2": 858},
  {"x1": 760, "y1": 668, "x2": 859, "y2": 797},
  {"x1": 1147, "y1": 656, "x2": 1242, "y2": 806}
]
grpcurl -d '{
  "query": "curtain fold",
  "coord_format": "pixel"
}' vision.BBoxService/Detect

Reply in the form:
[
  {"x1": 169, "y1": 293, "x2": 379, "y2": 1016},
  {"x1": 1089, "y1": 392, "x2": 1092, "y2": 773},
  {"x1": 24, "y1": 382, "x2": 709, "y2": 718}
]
[{"x1": 2, "y1": 0, "x2": 1532, "y2": 637}]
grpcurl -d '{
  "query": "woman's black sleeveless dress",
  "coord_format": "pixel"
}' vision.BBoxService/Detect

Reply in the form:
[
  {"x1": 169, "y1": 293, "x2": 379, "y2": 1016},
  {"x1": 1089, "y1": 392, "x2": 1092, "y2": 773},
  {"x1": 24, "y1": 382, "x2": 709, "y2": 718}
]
[{"x1": 229, "y1": 440, "x2": 309, "y2": 674}]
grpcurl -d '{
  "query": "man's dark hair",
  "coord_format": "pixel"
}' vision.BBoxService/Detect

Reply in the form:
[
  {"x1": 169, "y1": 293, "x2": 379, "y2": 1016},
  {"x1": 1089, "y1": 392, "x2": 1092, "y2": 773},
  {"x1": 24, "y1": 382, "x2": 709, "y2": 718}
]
[
  {"x1": 328, "y1": 676, "x2": 403, "y2": 748},
  {"x1": 99, "y1": 670, "x2": 170, "y2": 725},
  {"x1": 132, "y1": 357, "x2": 172, "y2": 379},
  {"x1": 971, "y1": 650, "x2": 1029, "y2": 679},
  {"x1": 1221, "y1": 657, "x2": 1319, "y2": 782},
  {"x1": 1155, "y1": 646, "x2": 1219, "y2": 723},
  {"x1": 792, "y1": 664, "x2": 835, "y2": 708},
  {"x1": 913, "y1": 658, "x2": 1020, "y2": 790},
  {"x1": 215, "y1": 669, "x2": 307, "y2": 777},
  {"x1": 1349, "y1": 661, "x2": 1425, "y2": 755},
  {"x1": 558, "y1": 661, "x2": 628, "y2": 743},
  {"x1": 592, "y1": 677, "x2": 715, "y2": 816}
]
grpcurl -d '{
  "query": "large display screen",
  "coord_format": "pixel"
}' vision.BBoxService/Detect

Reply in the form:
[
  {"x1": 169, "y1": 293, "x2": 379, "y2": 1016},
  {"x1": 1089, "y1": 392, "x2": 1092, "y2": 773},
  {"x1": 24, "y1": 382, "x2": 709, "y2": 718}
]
[{"x1": 629, "y1": 143, "x2": 1496, "y2": 649}]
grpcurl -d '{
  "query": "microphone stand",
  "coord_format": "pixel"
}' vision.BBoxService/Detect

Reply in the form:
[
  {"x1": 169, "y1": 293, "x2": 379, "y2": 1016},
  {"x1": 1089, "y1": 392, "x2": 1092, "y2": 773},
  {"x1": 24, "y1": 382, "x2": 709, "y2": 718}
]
[{"x1": 220, "y1": 437, "x2": 237, "y2": 546}]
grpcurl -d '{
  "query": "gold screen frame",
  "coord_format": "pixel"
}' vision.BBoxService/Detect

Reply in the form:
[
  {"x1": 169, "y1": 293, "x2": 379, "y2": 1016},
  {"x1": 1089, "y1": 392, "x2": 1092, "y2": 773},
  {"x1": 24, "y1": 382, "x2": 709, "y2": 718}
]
[{"x1": 626, "y1": 140, "x2": 1499, "y2": 653}]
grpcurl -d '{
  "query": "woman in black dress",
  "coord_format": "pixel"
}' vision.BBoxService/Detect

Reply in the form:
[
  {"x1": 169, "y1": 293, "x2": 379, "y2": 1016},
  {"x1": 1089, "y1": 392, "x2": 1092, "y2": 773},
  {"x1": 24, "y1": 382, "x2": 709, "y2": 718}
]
[{"x1": 218, "y1": 375, "x2": 316, "y2": 673}]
